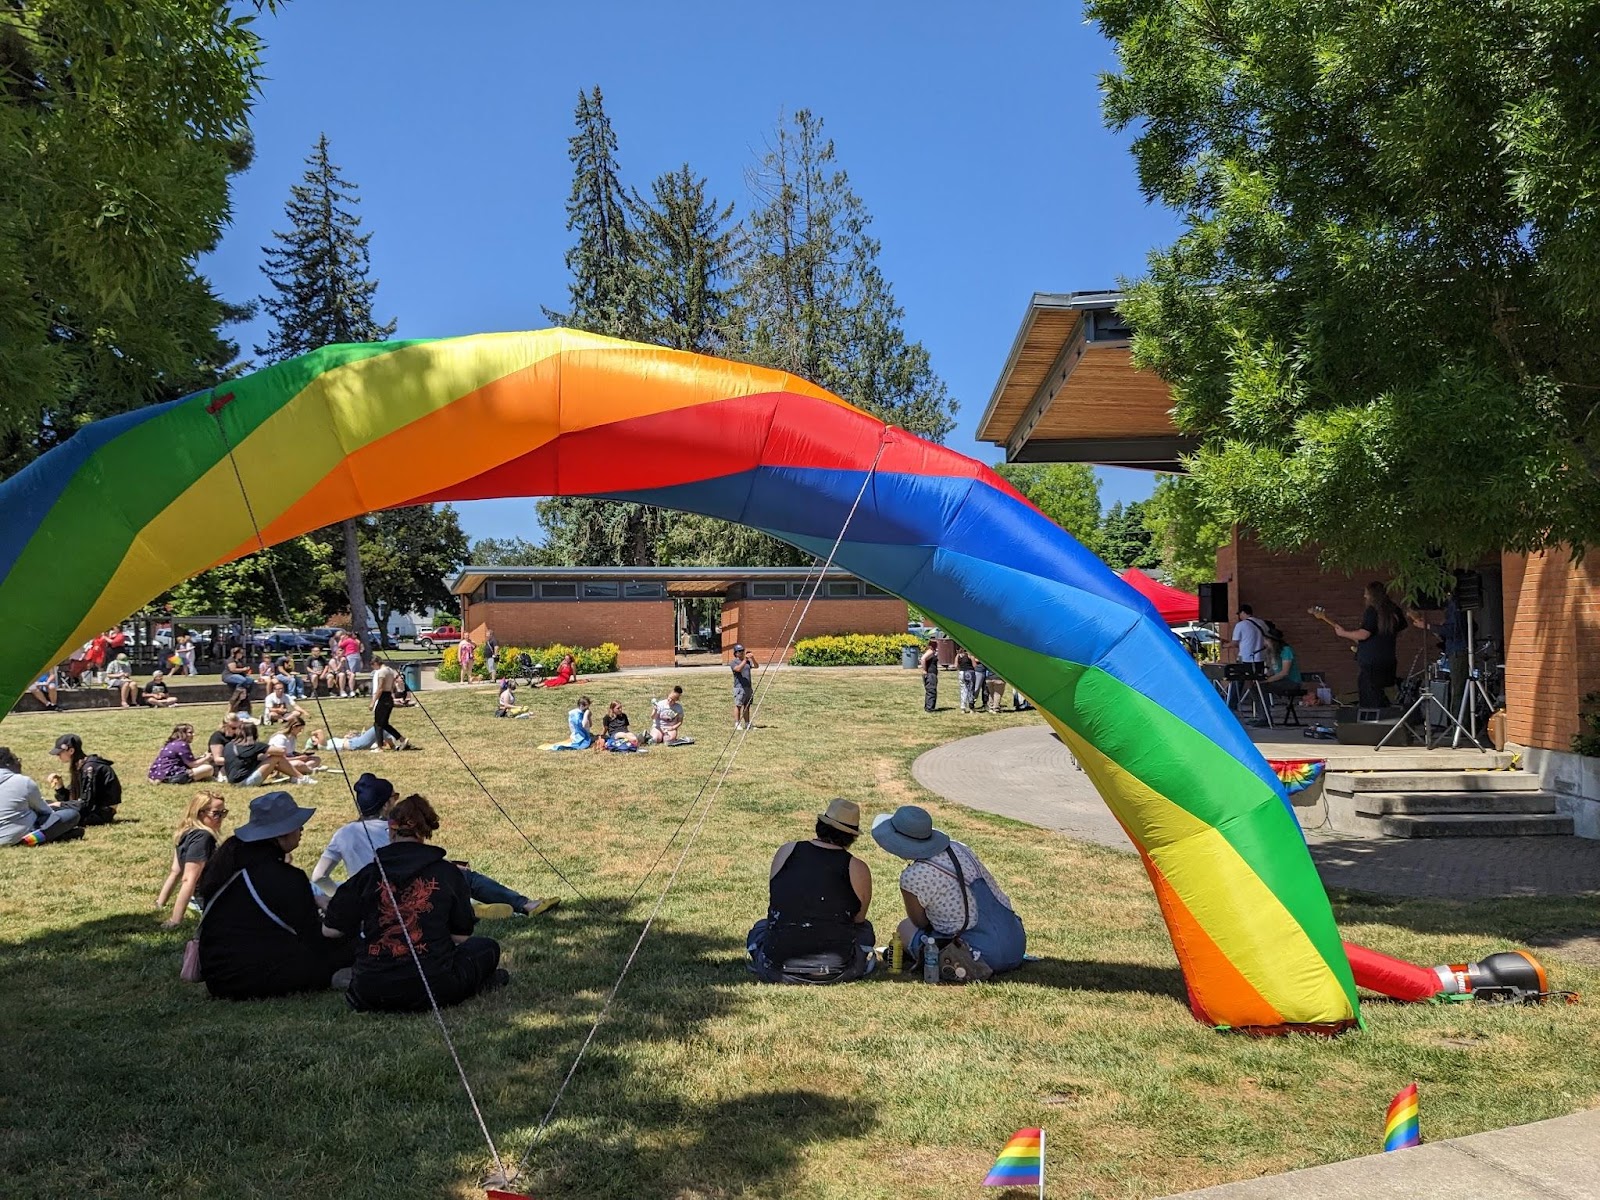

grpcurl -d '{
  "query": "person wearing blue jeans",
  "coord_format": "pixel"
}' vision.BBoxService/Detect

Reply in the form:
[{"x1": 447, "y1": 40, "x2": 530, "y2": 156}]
[{"x1": 308, "y1": 773, "x2": 559, "y2": 917}]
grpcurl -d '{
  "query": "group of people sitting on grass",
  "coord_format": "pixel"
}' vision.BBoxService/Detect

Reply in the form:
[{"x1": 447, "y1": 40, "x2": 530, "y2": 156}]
[
  {"x1": 746, "y1": 801, "x2": 1026, "y2": 986},
  {"x1": 179, "y1": 774, "x2": 556, "y2": 1009},
  {"x1": 495, "y1": 681, "x2": 693, "y2": 752}
]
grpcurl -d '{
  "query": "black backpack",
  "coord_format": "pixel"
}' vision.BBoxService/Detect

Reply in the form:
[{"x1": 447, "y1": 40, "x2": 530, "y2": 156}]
[{"x1": 78, "y1": 754, "x2": 122, "y2": 824}]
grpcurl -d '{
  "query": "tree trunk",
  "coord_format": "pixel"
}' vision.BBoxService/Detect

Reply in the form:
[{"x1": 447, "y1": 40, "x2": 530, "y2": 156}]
[{"x1": 341, "y1": 517, "x2": 373, "y2": 667}]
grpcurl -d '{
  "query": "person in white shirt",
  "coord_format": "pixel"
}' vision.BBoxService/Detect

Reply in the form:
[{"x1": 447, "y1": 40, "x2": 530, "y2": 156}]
[
  {"x1": 1227, "y1": 604, "x2": 1270, "y2": 717},
  {"x1": 267, "y1": 714, "x2": 323, "y2": 772},
  {"x1": 648, "y1": 686, "x2": 692, "y2": 745},
  {"x1": 262, "y1": 680, "x2": 307, "y2": 726},
  {"x1": 310, "y1": 774, "x2": 557, "y2": 918},
  {"x1": 369, "y1": 657, "x2": 409, "y2": 751}
]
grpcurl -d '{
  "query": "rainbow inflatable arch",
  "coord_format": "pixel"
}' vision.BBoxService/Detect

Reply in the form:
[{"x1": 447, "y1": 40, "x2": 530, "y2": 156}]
[{"x1": 0, "y1": 329, "x2": 1360, "y2": 1032}]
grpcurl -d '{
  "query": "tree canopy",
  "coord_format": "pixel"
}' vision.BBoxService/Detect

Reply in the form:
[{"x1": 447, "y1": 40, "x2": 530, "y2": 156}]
[
  {"x1": 0, "y1": 1, "x2": 261, "y2": 476},
  {"x1": 1088, "y1": 0, "x2": 1600, "y2": 592},
  {"x1": 995, "y1": 463, "x2": 1102, "y2": 554}
]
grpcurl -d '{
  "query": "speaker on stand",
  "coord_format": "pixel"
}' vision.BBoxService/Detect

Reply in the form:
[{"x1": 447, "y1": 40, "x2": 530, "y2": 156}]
[{"x1": 1198, "y1": 582, "x2": 1230, "y2": 624}]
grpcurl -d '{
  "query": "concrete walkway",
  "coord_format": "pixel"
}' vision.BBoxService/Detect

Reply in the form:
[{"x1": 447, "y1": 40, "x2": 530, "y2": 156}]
[
  {"x1": 911, "y1": 725, "x2": 1600, "y2": 898},
  {"x1": 1162, "y1": 1109, "x2": 1600, "y2": 1199}
]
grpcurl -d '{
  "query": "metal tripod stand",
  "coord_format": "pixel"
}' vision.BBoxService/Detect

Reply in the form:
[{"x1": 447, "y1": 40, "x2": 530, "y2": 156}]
[
  {"x1": 1451, "y1": 608, "x2": 1499, "y2": 749},
  {"x1": 1376, "y1": 644, "x2": 1482, "y2": 751}
]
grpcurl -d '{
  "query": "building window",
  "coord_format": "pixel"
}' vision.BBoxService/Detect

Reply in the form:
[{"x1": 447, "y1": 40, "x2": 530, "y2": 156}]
[
  {"x1": 540, "y1": 582, "x2": 578, "y2": 599},
  {"x1": 750, "y1": 581, "x2": 789, "y2": 599},
  {"x1": 489, "y1": 581, "x2": 535, "y2": 600},
  {"x1": 826, "y1": 581, "x2": 862, "y2": 598},
  {"x1": 864, "y1": 584, "x2": 894, "y2": 598},
  {"x1": 623, "y1": 582, "x2": 665, "y2": 599},
  {"x1": 583, "y1": 582, "x2": 621, "y2": 599}
]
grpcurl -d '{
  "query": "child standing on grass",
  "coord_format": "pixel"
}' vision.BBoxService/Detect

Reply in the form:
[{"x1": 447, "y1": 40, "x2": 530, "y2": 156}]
[{"x1": 156, "y1": 792, "x2": 228, "y2": 927}]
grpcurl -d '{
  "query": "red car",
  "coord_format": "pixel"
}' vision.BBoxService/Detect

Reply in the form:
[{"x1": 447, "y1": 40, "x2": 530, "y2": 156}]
[{"x1": 421, "y1": 626, "x2": 462, "y2": 645}]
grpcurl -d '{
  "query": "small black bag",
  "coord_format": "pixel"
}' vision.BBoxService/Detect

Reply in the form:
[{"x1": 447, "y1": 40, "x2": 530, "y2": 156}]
[{"x1": 934, "y1": 849, "x2": 993, "y2": 984}]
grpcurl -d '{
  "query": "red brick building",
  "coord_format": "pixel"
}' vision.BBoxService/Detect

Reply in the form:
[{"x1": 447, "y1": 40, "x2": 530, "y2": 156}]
[
  {"x1": 450, "y1": 567, "x2": 907, "y2": 669},
  {"x1": 979, "y1": 291, "x2": 1600, "y2": 825}
]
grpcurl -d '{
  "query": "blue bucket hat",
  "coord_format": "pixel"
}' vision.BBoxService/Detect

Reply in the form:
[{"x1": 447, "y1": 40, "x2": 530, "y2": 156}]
[
  {"x1": 235, "y1": 791, "x2": 316, "y2": 842},
  {"x1": 870, "y1": 805, "x2": 951, "y2": 861},
  {"x1": 354, "y1": 773, "x2": 395, "y2": 818}
]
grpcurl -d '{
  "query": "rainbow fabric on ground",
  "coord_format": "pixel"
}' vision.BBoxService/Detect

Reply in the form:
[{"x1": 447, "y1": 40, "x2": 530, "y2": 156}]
[
  {"x1": 1268, "y1": 759, "x2": 1327, "y2": 796},
  {"x1": 0, "y1": 329, "x2": 1360, "y2": 1032},
  {"x1": 1384, "y1": 1084, "x2": 1421, "y2": 1150},
  {"x1": 983, "y1": 1128, "x2": 1042, "y2": 1187}
]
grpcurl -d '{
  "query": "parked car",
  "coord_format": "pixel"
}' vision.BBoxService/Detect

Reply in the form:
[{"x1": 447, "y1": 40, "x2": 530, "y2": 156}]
[
  {"x1": 249, "y1": 630, "x2": 319, "y2": 653},
  {"x1": 308, "y1": 626, "x2": 382, "y2": 649},
  {"x1": 420, "y1": 625, "x2": 463, "y2": 645},
  {"x1": 1170, "y1": 624, "x2": 1221, "y2": 645},
  {"x1": 907, "y1": 621, "x2": 943, "y2": 641}
]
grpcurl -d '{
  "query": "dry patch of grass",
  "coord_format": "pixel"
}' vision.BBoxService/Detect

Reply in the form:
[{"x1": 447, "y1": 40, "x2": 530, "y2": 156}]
[{"x1": 2, "y1": 667, "x2": 1597, "y2": 1198}]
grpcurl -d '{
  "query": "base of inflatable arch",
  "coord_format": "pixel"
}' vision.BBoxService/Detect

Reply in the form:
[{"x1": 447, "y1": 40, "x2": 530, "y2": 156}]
[{"x1": 1344, "y1": 942, "x2": 1572, "y2": 1006}]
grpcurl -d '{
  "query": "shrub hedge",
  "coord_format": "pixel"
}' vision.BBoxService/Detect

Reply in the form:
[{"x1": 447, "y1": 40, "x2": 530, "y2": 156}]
[
  {"x1": 789, "y1": 633, "x2": 922, "y2": 666},
  {"x1": 435, "y1": 642, "x2": 620, "y2": 682}
]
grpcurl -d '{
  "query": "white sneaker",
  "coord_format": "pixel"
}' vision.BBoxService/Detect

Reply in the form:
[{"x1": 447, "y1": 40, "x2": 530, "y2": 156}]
[{"x1": 294, "y1": 776, "x2": 318, "y2": 785}]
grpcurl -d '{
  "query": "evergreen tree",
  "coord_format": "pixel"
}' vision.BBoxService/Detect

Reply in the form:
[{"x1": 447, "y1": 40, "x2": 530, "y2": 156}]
[
  {"x1": 1099, "y1": 500, "x2": 1162, "y2": 572},
  {"x1": 538, "y1": 87, "x2": 666, "y2": 565},
  {"x1": 632, "y1": 164, "x2": 742, "y2": 353},
  {"x1": 257, "y1": 134, "x2": 395, "y2": 650},
  {"x1": 736, "y1": 110, "x2": 957, "y2": 442},
  {"x1": 469, "y1": 537, "x2": 550, "y2": 566}
]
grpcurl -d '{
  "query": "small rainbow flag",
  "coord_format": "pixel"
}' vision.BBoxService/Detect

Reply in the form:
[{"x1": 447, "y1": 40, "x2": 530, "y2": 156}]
[
  {"x1": 1383, "y1": 1083, "x2": 1420, "y2": 1151},
  {"x1": 983, "y1": 1127, "x2": 1044, "y2": 1193},
  {"x1": 1268, "y1": 758, "x2": 1326, "y2": 796}
]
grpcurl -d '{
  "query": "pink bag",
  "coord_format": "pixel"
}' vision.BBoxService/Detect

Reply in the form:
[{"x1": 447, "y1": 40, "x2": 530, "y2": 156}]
[{"x1": 180, "y1": 938, "x2": 202, "y2": 983}]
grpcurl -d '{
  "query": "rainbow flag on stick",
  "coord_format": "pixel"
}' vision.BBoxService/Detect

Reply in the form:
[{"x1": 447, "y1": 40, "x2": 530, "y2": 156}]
[
  {"x1": 983, "y1": 1127, "x2": 1044, "y2": 1195},
  {"x1": 1383, "y1": 1084, "x2": 1420, "y2": 1151}
]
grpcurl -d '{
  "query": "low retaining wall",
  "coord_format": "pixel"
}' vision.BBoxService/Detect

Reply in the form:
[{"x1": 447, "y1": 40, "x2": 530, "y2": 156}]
[{"x1": 1514, "y1": 744, "x2": 1600, "y2": 839}]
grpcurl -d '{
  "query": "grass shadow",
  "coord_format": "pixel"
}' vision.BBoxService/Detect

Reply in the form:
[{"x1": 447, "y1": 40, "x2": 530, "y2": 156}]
[{"x1": 1019, "y1": 957, "x2": 1189, "y2": 1001}]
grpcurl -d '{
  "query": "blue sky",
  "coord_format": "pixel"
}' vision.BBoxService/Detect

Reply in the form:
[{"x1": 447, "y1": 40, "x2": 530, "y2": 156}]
[{"x1": 205, "y1": 1, "x2": 1181, "y2": 545}]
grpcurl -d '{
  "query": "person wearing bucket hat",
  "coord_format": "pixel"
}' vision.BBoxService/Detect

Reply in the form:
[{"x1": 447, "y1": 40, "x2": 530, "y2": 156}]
[
  {"x1": 871, "y1": 805, "x2": 1027, "y2": 977},
  {"x1": 192, "y1": 791, "x2": 355, "y2": 1000},
  {"x1": 746, "y1": 798, "x2": 877, "y2": 984},
  {"x1": 309, "y1": 775, "x2": 559, "y2": 920}
]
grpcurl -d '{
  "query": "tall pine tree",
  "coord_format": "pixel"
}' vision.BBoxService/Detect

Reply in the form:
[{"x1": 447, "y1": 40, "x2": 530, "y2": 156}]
[
  {"x1": 632, "y1": 164, "x2": 742, "y2": 353},
  {"x1": 538, "y1": 87, "x2": 667, "y2": 565},
  {"x1": 737, "y1": 110, "x2": 956, "y2": 442},
  {"x1": 258, "y1": 134, "x2": 396, "y2": 649}
]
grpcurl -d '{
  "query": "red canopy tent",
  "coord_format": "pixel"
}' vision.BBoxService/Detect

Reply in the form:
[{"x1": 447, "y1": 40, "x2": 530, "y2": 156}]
[{"x1": 1119, "y1": 568, "x2": 1199, "y2": 625}]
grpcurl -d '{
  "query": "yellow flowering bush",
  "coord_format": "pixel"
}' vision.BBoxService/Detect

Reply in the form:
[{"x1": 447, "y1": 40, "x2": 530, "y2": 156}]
[
  {"x1": 789, "y1": 633, "x2": 922, "y2": 666},
  {"x1": 435, "y1": 642, "x2": 620, "y2": 681}
]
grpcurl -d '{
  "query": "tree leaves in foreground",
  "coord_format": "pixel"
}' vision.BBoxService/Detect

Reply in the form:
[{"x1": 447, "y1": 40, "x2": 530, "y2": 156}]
[
  {"x1": 0, "y1": 1, "x2": 261, "y2": 477},
  {"x1": 1089, "y1": 0, "x2": 1600, "y2": 593}
]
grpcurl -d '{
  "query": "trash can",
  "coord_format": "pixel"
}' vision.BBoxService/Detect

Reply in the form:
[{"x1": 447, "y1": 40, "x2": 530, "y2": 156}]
[
  {"x1": 901, "y1": 644, "x2": 920, "y2": 670},
  {"x1": 402, "y1": 661, "x2": 423, "y2": 693}
]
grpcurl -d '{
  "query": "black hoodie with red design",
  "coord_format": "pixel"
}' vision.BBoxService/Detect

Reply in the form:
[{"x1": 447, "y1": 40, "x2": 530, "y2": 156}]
[{"x1": 325, "y1": 841, "x2": 476, "y2": 992}]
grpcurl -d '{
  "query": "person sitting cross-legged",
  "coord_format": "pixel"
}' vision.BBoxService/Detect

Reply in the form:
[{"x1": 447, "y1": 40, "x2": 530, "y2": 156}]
[
  {"x1": 149, "y1": 723, "x2": 217, "y2": 785},
  {"x1": 322, "y1": 793, "x2": 511, "y2": 1012},
  {"x1": 648, "y1": 686, "x2": 693, "y2": 745},
  {"x1": 193, "y1": 791, "x2": 354, "y2": 1000},
  {"x1": 747, "y1": 798, "x2": 876, "y2": 984},
  {"x1": 141, "y1": 670, "x2": 180, "y2": 708},
  {"x1": 496, "y1": 678, "x2": 529, "y2": 719},
  {"x1": 262, "y1": 680, "x2": 306, "y2": 726},
  {"x1": 223, "y1": 721, "x2": 315, "y2": 788},
  {"x1": 310, "y1": 773, "x2": 559, "y2": 921}
]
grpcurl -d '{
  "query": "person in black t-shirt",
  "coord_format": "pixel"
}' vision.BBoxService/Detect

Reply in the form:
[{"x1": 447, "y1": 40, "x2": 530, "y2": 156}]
[
  {"x1": 323, "y1": 794, "x2": 505, "y2": 1012},
  {"x1": 746, "y1": 798, "x2": 875, "y2": 983},
  {"x1": 193, "y1": 791, "x2": 353, "y2": 999},
  {"x1": 140, "y1": 670, "x2": 179, "y2": 708},
  {"x1": 156, "y1": 791, "x2": 228, "y2": 927},
  {"x1": 1325, "y1": 582, "x2": 1406, "y2": 708},
  {"x1": 223, "y1": 721, "x2": 313, "y2": 788}
]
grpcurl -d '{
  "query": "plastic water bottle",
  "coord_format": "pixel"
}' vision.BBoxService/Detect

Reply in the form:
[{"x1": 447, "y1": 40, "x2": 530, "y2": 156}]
[{"x1": 922, "y1": 936, "x2": 940, "y2": 984}]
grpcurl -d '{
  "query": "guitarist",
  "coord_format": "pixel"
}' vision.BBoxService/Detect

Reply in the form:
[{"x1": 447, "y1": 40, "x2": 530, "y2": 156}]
[{"x1": 1310, "y1": 583, "x2": 1405, "y2": 709}]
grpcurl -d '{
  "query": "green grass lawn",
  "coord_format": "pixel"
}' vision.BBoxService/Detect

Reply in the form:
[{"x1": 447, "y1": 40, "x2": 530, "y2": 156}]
[{"x1": 1, "y1": 668, "x2": 1596, "y2": 1199}]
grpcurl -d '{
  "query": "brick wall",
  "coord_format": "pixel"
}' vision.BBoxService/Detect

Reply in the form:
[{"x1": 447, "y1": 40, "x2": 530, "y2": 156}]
[
  {"x1": 721, "y1": 597, "x2": 908, "y2": 662},
  {"x1": 1215, "y1": 529, "x2": 1430, "y2": 702},
  {"x1": 462, "y1": 599, "x2": 676, "y2": 668},
  {"x1": 1502, "y1": 548, "x2": 1600, "y2": 751}
]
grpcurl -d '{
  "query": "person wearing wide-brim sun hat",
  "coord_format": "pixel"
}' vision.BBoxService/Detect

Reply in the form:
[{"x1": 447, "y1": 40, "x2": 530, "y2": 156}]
[
  {"x1": 871, "y1": 804, "x2": 1027, "y2": 976},
  {"x1": 746, "y1": 798, "x2": 877, "y2": 984},
  {"x1": 192, "y1": 791, "x2": 354, "y2": 1000}
]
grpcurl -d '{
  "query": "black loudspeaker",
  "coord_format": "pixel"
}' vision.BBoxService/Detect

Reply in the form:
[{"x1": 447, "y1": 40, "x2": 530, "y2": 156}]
[
  {"x1": 1197, "y1": 582, "x2": 1229, "y2": 623},
  {"x1": 1454, "y1": 570, "x2": 1484, "y2": 611}
]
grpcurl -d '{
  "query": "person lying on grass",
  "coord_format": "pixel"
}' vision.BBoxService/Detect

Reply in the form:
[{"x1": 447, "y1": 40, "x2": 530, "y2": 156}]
[
  {"x1": 871, "y1": 804, "x2": 1027, "y2": 978},
  {"x1": 322, "y1": 792, "x2": 511, "y2": 1013},
  {"x1": 149, "y1": 723, "x2": 217, "y2": 785},
  {"x1": 193, "y1": 791, "x2": 354, "y2": 1000},
  {"x1": 309, "y1": 773, "x2": 558, "y2": 919},
  {"x1": 155, "y1": 791, "x2": 228, "y2": 927},
  {"x1": 747, "y1": 798, "x2": 876, "y2": 984},
  {"x1": 539, "y1": 652, "x2": 577, "y2": 688}
]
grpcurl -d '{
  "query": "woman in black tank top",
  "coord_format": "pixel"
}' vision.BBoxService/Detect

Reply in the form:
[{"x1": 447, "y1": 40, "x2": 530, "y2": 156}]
[{"x1": 747, "y1": 799, "x2": 875, "y2": 980}]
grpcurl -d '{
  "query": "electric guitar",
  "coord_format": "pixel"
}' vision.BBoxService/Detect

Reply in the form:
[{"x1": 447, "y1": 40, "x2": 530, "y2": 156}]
[{"x1": 1308, "y1": 606, "x2": 1357, "y2": 653}]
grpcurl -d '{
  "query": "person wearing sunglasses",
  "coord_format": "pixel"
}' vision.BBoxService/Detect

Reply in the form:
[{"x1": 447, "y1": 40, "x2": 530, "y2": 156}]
[{"x1": 156, "y1": 792, "x2": 229, "y2": 928}]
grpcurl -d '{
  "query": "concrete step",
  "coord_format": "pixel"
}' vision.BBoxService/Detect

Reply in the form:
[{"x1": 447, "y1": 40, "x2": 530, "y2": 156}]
[
  {"x1": 1354, "y1": 791, "x2": 1560, "y2": 818},
  {"x1": 1328, "y1": 770, "x2": 1540, "y2": 794},
  {"x1": 1313, "y1": 750, "x2": 1514, "y2": 772},
  {"x1": 1378, "y1": 812, "x2": 1575, "y2": 838}
]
